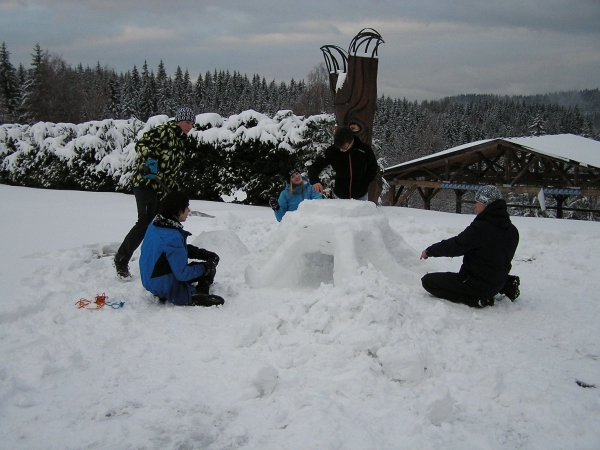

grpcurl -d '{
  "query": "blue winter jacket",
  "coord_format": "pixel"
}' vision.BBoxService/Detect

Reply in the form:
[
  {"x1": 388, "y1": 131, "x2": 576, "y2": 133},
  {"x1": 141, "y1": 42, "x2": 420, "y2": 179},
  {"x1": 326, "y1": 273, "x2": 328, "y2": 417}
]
[
  {"x1": 274, "y1": 176, "x2": 322, "y2": 222},
  {"x1": 139, "y1": 217, "x2": 205, "y2": 305}
]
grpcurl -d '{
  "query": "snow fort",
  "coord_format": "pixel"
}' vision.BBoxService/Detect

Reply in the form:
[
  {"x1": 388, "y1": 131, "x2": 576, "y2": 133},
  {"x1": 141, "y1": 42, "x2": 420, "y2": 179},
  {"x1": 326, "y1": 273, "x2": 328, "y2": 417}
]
[{"x1": 245, "y1": 199, "x2": 422, "y2": 288}]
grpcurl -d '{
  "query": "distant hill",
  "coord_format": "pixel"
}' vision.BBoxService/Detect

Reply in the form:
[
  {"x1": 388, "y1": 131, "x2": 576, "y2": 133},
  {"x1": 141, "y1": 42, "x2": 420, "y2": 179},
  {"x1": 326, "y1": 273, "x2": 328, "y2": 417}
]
[{"x1": 450, "y1": 89, "x2": 600, "y2": 116}]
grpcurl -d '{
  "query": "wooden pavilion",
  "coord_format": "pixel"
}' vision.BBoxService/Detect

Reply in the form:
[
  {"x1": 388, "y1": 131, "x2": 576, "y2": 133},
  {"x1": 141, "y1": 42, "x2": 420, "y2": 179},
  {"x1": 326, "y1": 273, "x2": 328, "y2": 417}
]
[{"x1": 383, "y1": 134, "x2": 600, "y2": 218}]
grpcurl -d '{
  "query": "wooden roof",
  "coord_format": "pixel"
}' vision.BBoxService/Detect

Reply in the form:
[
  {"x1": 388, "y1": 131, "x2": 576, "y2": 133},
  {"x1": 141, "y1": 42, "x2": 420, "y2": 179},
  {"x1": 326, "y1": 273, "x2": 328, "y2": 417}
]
[{"x1": 383, "y1": 134, "x2": 600, "y2": 197}]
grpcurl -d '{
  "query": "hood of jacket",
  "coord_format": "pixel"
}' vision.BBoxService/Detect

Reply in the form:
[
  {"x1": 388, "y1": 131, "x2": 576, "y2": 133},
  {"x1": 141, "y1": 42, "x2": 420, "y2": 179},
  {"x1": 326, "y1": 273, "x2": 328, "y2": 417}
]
[{"x1": 475, "y1": 199, "x2": 513, "y2": 229}]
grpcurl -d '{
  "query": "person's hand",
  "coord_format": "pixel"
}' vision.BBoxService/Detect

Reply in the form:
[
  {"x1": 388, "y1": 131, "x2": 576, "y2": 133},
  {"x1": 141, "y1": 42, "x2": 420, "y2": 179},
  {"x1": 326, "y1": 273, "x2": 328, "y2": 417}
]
[
  {"x1": 142, "y1": 159, "x2": 158, "y2": 179},
  {"x1": 196, "y1": 248, "x2": 219, "y2": 265},
  {"x1": 269, "y1": 197, "x2": 280, "y2": 211},
  {"x1": 201, "y1": 260, "x2": 217, "y2": 279},
  {"x1": 420, "y1": 250, "x2": 428, "y2": 260},
  {"x1": 312, "y1": 183, "x2": 324, "y2": 194}
]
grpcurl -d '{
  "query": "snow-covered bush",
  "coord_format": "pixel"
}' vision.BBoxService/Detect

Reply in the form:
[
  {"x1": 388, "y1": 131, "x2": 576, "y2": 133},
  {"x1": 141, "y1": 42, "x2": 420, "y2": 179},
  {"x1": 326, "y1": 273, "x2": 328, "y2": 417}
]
[{"x1": 0, "y1": 111, "x2": 336, "y2": 204}]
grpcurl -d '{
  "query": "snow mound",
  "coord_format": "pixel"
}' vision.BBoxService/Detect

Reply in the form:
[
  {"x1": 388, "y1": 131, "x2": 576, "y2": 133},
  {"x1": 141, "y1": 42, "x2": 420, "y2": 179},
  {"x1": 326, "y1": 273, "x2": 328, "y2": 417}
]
[
  {"x1": 191, "y1": 230, "x2": 249, "y2": 264},
  {"x1": 245, "y1": 199, "x2": 423, "y2": 288}
]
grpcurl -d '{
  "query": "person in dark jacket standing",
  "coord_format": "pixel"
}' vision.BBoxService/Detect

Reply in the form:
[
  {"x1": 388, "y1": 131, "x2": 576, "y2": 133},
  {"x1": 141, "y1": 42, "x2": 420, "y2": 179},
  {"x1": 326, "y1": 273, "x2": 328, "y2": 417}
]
[
  {"x1": 308, "y1": 126, "x2": 378, "y2": 201},
  {"x1": 420, "y1": 185, "x2": 520, "y2": 308},
  {"x1": 114, "y1": 107, "x2": 195, "y2": 280},
  {"x1": 139, "y1": 191, "x2": 224, "y2": 307}
]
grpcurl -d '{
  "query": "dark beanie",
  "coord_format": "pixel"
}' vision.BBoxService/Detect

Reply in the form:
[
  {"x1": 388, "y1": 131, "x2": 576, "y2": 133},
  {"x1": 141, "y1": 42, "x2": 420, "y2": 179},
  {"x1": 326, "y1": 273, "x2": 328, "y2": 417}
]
[
  {"x1": 174, "y1": 107, "x2": 195, "y2": 123},
  {"x1": 280, "y1": 166, "x2": 300, "y2": 181}
]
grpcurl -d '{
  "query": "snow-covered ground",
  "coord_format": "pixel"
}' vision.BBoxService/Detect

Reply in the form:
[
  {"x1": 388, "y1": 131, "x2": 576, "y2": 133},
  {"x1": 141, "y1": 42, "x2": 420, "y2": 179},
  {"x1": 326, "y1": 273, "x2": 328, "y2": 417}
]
[{"x1": 1, "y1": 184, "x2": 599, "y2": 449}]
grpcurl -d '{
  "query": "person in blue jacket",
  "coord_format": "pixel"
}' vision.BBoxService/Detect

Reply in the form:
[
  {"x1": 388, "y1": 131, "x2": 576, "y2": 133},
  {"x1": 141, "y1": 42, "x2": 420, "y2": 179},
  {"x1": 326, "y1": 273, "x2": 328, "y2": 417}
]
[
  {"x1": 139, "y1": 190, "x2": 224, "y2": 307},
  {"x1": 269, "y1": 167, "x2": 322, "y2": 221}
]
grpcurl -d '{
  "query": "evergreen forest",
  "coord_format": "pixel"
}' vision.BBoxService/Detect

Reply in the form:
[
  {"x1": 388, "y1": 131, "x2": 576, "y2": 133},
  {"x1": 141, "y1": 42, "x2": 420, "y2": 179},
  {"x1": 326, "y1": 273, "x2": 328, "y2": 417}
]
[{"x1": 1, "y1": 43, "x2": 599, "y2": 167}]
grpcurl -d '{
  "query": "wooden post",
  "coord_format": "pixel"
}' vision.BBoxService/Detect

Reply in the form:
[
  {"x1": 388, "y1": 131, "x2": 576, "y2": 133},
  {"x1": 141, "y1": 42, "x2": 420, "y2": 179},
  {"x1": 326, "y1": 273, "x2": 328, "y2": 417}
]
[
  {"x1": 417, "y1": 187, "x2": 434, "y2": 210},
  {"x1": 455, "y1": 189, "x2": 464, "y2": 214},
  {"x1": 555, "y1": 195, "x2": 567, "y2": 218},
  {"x1": 388, "y1": 183, "x2": 396, "y2": 206}
]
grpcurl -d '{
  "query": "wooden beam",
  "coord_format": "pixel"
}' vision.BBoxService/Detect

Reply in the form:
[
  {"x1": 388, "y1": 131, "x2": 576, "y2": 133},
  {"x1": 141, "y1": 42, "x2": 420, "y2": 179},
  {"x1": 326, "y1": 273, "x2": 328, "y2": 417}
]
[
  {"x1": 510, "y1": 155, "x2": 539, "y2": 185},
  {"x1": 385, "y1": 179, "x2": 600, "y2": 196},
  {"x1": 388, "y1": 180, "x2": 442, "y2": 188},
  {"x1": 394, "y1": 185, "x2": 418, "y2": 206},
  {"x1": 391, "y1": 185, "x2": 404, "y2": 205},
  {"x1": 546, "y1": 159, "x2": 575, "y2": 187},
  {"x1": 459, "y1": 200, "x2": 600, "y2": 214},
  {"x1": 448, "y1": 158, "x2": 475, "y2": 183}
]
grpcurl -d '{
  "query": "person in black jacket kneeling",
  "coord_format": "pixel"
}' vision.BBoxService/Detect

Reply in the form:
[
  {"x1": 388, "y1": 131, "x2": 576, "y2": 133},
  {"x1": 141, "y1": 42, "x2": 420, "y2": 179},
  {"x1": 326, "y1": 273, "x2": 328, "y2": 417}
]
[{"x1": 420, "y1": 185, "x2": 520, "y2": 308}]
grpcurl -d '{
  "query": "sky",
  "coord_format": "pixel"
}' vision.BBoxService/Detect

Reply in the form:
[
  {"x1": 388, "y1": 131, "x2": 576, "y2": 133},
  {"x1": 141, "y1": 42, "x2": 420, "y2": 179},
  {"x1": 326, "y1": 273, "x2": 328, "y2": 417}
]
[{"x1": 1, "y1": 0, "x2": 600, "y2": 101}]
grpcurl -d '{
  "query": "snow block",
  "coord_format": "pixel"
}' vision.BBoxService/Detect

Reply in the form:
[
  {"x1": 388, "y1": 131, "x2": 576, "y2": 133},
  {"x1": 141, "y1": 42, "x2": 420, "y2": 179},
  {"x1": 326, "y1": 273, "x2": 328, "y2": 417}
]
[
  {"x1": 377, "y1": 345, "x2": 426, "y2": 382},
  {"x1": 252, "y1": 363, "x2": 279, "y2": 397},
  {"x1": 245, "y1": 199, "x2": 421, "y2": 288},
  {"x1": 191, "y1": 230, "x2": 249, "y2": 264},
  {"x1": 419, "y1": 387, "x2": 455, "y2": 426}
]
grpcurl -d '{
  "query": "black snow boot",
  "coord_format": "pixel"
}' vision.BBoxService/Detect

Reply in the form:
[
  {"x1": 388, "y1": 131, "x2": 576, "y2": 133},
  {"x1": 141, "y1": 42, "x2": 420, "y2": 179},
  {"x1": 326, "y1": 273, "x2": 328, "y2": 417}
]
[
  {"x1": 113, "y1": 257, "x2": 131, "y2": 280},
  {"x1": 477, "y1": 297, "x2": 495, "y2": 308},
  {"x1": 500, "y1": 275, "x2": 520, "y2": 301},
  {"x1": 191, "y1": 293, "x2": 225, "y2": 307}
]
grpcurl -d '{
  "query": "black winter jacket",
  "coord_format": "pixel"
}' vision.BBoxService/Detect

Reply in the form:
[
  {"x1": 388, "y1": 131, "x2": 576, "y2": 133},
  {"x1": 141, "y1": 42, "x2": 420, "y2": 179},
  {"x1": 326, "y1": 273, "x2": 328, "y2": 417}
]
[
  {"x1": 308, "y1": 138, "x2": 378, "y2": 199},
  {"x1": 425, "y1": 199, "x2": 519, "y2": 297}
]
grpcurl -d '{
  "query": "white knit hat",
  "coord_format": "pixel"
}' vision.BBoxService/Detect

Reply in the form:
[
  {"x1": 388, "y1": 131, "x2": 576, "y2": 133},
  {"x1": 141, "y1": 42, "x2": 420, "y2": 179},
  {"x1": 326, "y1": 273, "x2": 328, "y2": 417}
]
[{"x1": 475, "y1": 185, "x2": 502, "y2": 205}]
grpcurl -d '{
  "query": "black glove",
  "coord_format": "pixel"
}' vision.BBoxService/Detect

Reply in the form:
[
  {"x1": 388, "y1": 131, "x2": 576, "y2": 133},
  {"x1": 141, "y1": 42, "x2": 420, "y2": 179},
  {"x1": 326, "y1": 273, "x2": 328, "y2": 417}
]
[
  {"x1": 201, "y1": 260, "x2": 217, "y2": 280},
  {"x1": 197, "y1": 248, "x2": 220, "y2": 265},
  {"x1": 188, "y1": 245, "x2": 220, "y2": 265},
  {"x1": 269, "y1": 197, "x2": 280, "y2": 211}
]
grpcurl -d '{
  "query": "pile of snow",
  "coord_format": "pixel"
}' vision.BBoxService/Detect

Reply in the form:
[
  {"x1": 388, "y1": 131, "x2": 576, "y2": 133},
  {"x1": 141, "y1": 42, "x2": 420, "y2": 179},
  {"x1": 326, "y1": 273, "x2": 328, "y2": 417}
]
[
  {"x1": 0, "y1": 185, "x2": 599, "y2": 449},
  {"x1": 245, "y1": 199, "x2": 422, "y2": 287}
]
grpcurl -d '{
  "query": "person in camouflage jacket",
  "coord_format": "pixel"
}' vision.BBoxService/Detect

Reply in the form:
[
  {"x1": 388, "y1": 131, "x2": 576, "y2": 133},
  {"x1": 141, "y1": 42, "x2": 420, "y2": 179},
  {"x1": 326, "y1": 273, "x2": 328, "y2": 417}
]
[
  {"x1": 130, "y1": 121, "x2": 189, "y2": 194},
  {"x1": 114, "y1": 107, "x2": 196, "y2": 279}
]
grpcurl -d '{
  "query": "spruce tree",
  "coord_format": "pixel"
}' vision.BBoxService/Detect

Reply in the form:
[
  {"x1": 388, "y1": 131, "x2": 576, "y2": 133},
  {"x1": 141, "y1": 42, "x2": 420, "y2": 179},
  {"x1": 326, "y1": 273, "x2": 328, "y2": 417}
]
[
  {"x1": 0, "y1": 42, "x2": 19, "y2": 123},
  {"x1": 202, "y1": 70, "x2": 215, "y2": 112},
  {"x1": 120, "y1": 67, "x2": 141, "y2": 119},
  {"x1": 194, "y1": 72, "x2": 204, "y2": 112},
  {"x1": 155, "y1": 60, "x2": 174, "y2": 115},
  {"x1": 182, "y1": 69, "x2": 194, "y2": 109},
  {"x1": 18, "y1": 43, "x2": 47, "y2": 123},
  {"x1": 139, "y1": 61, "x2": 156, "y2": 121},
  {"x1": 529, "y1": 113, "x2": 546, "y2": 136},
  {"x1": 173, "y1": 65, "x2": 185, "y2": 108}
]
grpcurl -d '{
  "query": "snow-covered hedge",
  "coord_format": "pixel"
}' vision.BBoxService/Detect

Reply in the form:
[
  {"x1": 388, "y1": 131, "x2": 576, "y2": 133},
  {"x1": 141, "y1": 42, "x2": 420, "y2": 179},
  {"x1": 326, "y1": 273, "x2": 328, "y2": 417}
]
[{"x1": 0, "y1": 110, "x2": 336, "y2": 204}]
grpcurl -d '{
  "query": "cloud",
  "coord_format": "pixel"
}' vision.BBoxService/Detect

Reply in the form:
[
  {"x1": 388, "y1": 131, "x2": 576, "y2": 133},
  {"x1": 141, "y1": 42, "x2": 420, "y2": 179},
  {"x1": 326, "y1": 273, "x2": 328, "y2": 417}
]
[{"x1": 1, "y1": 0, "x2": 599, "y2": 101}]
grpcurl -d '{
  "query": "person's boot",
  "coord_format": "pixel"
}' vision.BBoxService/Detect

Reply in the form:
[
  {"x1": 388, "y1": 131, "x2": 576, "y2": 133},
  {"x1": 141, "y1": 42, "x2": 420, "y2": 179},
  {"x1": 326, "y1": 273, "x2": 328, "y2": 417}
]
[
  {"x1": 500, "y1": 275, "x2": 520, "y2": 301},
  {"x1": 113, "y1": 257, "x2": 131, "y2": 280},
  {"x1": 191, "y1": 293, "x2": 225, "y2": 307},
  {"x1": 477, "y1": 297, "x2": 495, "y2": 308}
]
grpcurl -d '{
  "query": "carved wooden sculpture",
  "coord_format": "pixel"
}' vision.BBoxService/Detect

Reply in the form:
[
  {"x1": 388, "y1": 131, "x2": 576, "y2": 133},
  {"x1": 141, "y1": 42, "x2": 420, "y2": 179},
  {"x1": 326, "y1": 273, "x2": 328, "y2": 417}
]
[{"x1": 321, "y1": 28, "x2": 384, "y2": 202}]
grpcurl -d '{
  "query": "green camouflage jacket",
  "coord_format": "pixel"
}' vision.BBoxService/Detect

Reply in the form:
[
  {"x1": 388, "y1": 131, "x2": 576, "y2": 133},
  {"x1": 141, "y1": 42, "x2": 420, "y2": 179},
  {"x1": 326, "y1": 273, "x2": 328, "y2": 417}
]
[{"x1": 132, "y1": 121, "x2": 188, "y2": 197}]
